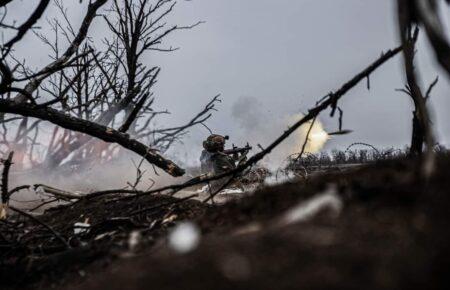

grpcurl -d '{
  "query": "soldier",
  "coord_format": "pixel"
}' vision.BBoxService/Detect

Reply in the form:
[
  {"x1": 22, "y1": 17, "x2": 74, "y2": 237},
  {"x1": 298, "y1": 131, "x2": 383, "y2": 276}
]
[
  {"x1": 200, "y1": 134, "x2": 236, "y2": 176},
  {"x1": 200, "y1": 134, "x2": 235, "y2": 194},
  {"x1": 200, "y1": 134, "x2": 251, "y2": 194}
]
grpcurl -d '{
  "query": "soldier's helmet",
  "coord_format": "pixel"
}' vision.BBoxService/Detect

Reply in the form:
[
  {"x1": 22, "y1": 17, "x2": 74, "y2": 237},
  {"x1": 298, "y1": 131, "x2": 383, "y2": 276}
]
[{"x1": 203, "y1": 134, "x2": 228, "y2": 152}]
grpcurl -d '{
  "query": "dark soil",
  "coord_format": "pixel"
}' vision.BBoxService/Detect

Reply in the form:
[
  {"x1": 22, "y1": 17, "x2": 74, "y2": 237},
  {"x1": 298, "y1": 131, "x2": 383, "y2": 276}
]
[{"x1": 2, "y1": 155, "x2": 450, "y2": 290}]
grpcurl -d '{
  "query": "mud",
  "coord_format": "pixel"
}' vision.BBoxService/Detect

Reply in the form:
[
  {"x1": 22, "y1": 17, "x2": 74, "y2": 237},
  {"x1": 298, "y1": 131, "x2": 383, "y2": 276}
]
[{"x1": 1, "y1": 155, "x2": 450, "y2": 290}]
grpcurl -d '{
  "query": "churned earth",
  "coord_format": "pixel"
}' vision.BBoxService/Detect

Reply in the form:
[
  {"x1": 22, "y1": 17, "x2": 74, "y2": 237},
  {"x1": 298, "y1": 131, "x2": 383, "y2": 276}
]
[{"x1": 1, "y1": 154, "x2": 450, "y2": 290}]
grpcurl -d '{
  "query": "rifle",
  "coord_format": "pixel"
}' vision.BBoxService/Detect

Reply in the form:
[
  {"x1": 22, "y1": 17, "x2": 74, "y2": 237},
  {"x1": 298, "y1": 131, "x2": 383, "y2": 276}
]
[{"x1": 223, "y1": 143, "x2": 252, "y2": 155}]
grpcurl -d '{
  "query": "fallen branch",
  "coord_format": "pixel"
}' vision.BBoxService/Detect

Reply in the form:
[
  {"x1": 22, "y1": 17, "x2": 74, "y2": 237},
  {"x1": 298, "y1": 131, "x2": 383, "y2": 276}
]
[
  {"x1": 0, "y1": 99, "x2": 185, "y2": 176},
  {"x1": 83, "y1": 43, "x2": 404, "y2": 202},
  {"x1": 8, "y1": 185, "x2": 31, "y2": 197},
  {"x1": 130, "y1": 193, "x2": 198, "y2": 216},
  {"x1": 26, "y1": 198, "x2": 58, "y2": 212},
  {"x1": 34, "y1": 184, "x2": 83, "y2": 201}
]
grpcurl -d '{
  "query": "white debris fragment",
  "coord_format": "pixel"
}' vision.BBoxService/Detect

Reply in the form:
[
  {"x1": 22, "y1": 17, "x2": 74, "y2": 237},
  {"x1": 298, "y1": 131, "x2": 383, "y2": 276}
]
[
  {"x1": 168, "y1": 222, "x2": 201, "y2": 254},
  {"x1": 73, "y1": 222, "x2": 91, "y2": 235},
  {"x1": 128, "y1": 231, "x2": 142, "y2": 251},
  {"x1": 280, "y1": 185, "x2": 343, "y2": 225},
  {"x1": 197, "y1": 185, "x2": 244, "y2": 196},
  {"x1": 196, "y1": 184, "x2": 210, "y2": 193},
  {"x1": 162, "y1": 214, "x2": 178, "y2": 224},
  {"x1": 0, "y1": 203, "x2": 8, "y2": 220},
  {"x1": 220, "y1": 188, "x2": 244, "y2": 195},
  {"x1": 94, "y1": 231, "x2": 116, "y2": 241},
  {"x1": 35, "y1": 186, "x2": 45, "y2": 195},
  {"x1": 264, "y1": 172, "x2": 293, "y2": 185},
  {"x1": 233, "y1": 222, "x2": 262, "y2": 236}
]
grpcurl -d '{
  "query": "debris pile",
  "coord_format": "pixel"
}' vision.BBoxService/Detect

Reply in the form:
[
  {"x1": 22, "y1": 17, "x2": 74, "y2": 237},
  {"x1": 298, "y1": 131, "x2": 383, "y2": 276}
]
[{"x1": 0, "y1": 193, "x2": 207, "y2": 288}]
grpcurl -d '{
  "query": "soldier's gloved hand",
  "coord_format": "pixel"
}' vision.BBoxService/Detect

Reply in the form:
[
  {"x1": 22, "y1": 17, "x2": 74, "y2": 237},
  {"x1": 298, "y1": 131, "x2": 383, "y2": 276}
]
[{"x1": 238, "y1": 156, "x2": 248, "y2": 166}]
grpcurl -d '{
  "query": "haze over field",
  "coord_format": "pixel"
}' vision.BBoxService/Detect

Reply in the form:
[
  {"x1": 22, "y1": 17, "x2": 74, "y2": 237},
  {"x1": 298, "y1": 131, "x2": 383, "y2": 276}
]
[
  {"x1": 2, "y1": 2, "x2": 450, "y2": 289},
  {"x1": 5, "y1": 0, "x2": 450, "y2": 168}
]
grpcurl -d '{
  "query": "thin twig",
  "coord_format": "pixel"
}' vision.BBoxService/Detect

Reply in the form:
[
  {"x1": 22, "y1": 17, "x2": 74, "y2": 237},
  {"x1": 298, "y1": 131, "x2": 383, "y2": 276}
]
[
  {"x1": 130, "y1": 193, "x2": 198, "y2": 216},
  {"x1": 294, "y1": 117, "x2": 316, "y2": 162},
  {"x1": 81, "y1": 43, "x2": 404, "y2": 203},
  {"x1": 9, "y1": 205, "x2": 70, "y2": 249}
]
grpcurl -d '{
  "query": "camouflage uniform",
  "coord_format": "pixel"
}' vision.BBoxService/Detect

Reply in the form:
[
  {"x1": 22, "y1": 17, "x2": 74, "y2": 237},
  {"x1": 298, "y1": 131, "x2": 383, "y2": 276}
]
[
  {"x1": 200, "y1": 150, "x2": 213, "y2": 174},
  {"x1": 210, "y1": 151, "x2": 236, "y2": 175},
  {"x1": 200, "y1": 134, "x2": 237, "y2": 192}
]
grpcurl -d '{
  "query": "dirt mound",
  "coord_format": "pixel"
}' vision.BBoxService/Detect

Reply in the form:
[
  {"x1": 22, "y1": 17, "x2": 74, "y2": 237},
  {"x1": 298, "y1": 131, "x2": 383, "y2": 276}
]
[
  {"x1": 0, "y1": 193, "x2": 207, "y2": 289},
  {"x1": 2, "y1": 156, "x2": 450, "y2": 290}
]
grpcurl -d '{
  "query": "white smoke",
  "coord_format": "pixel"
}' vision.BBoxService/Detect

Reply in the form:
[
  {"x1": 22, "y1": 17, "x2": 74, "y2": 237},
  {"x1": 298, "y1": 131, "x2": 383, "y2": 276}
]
[
  {"x1": 6, "y1": 96, "x2": 329, "y2": 207},
  {"x1": 7, "y1": 151, "x2": 184, "y2": 208},
  {"x1": 231, "y1": 96, "x2": 328, "y2": 170}
]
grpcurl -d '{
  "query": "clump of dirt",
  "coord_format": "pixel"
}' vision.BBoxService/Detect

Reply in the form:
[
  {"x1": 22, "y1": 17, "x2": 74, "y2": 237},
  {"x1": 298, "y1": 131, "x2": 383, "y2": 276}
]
[
  {"x1": 0, "y1": 193, "x2": 208, "y2": 289},
  {"x1": 2, "y1": 154, "x2": 450, "y2": 290},
  {"x1": 72, "y1": 156, "x2": 450, "y2": 290}
]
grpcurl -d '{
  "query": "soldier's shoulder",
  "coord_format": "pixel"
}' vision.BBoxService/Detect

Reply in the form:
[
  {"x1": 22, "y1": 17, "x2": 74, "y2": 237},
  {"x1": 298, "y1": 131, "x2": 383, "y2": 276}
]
[{"x1": 210, "y1": 152, "x2": 228, "y2": 160}]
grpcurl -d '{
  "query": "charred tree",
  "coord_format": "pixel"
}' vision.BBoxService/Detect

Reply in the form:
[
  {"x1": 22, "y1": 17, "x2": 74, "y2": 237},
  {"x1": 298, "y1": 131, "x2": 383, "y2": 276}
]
[
  {"x1": 397, "y1": 1, "x2": 437, "y2": 166},
  {"x1": 0, "y1": 0, "x2": 217, "y2": 175}
]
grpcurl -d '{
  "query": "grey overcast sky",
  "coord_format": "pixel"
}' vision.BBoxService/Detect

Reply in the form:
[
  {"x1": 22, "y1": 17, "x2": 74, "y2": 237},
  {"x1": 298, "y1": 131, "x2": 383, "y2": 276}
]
[{"x1": 5, "y1": 0, "x2": 450, "y2": 165}]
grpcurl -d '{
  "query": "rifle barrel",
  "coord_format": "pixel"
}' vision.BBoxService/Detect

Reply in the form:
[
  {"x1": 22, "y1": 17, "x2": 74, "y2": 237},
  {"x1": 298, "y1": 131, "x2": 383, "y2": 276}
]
[{"x1": 223, "y1": 146, "x2": 252, "y2": 155}]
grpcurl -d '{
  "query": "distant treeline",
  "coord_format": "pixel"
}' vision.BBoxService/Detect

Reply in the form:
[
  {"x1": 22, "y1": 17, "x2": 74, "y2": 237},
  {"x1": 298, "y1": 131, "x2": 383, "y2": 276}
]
[{"x1": 287, "y1": 144, "x2": 448, "y2": 170}]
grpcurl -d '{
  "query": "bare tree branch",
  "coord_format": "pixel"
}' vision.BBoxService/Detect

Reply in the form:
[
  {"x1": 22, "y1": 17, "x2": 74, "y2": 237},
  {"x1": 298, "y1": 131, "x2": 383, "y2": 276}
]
[
  {"x1": 0, "y1": 99, "x2": 185, "y2": 176},
  {"x1": 84, "y1": 43, "x2": 404, "y2": 201},
  {"x1": 2, "y1": 0, "x2": 51, "y2": 53},
  {"x1": 425, "y1": 76, "x2": 439, "y2": 101},
  {"x1": 13, "y1": 0, "x2": 108, "y2": 103},
  {"x1": 413, "y1": 0, "x2": 450, "y2": 79},
  {"x1": 9, "y1": 205, "x2": 70, "y2": 249}
]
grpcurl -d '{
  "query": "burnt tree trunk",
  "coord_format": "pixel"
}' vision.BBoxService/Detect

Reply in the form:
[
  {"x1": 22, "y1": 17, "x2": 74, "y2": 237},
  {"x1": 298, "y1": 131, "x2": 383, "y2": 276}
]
[{"x1": 410, "y1": 111, "x2": 424, "y2": 156}]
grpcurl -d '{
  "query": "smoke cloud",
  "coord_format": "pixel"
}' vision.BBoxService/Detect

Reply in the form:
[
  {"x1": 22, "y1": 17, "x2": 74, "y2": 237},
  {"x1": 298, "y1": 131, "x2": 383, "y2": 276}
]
[
  {"x1": 231, "y1": 96, "x2": 328, "y2": 170},
  {"x1": 8, "y1": 152, "x2": 183, "y2": 208},
  {"x1": 7, "y1": 96, "x2": 328, "y2": 207}
]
